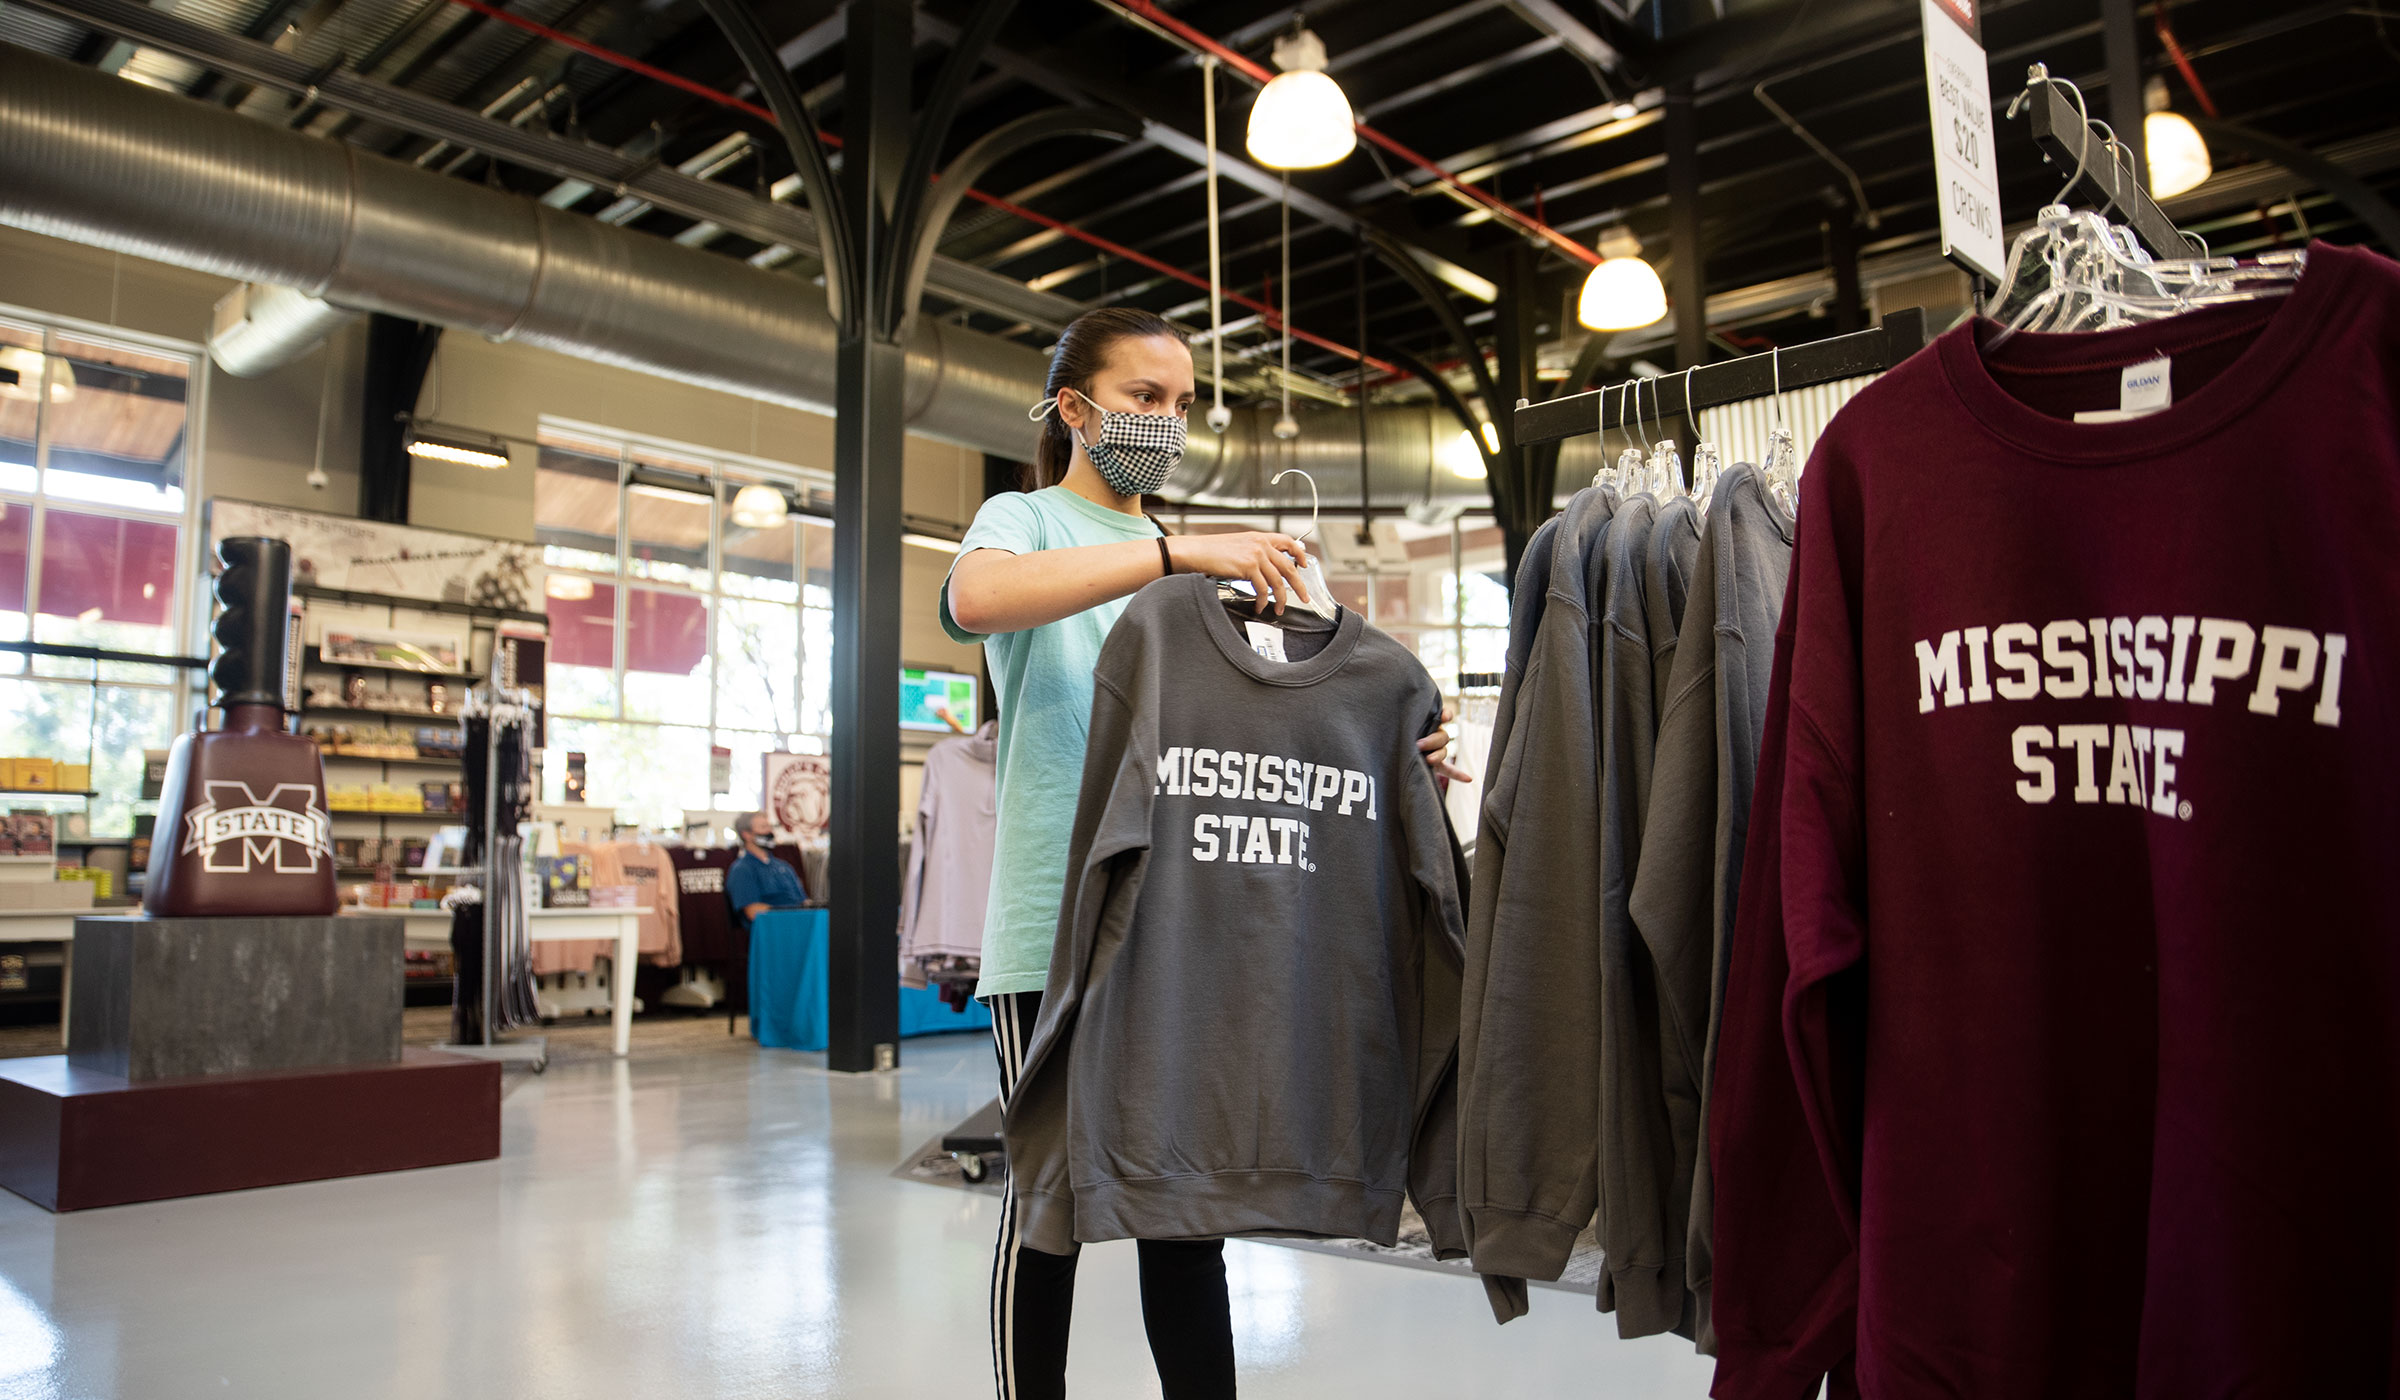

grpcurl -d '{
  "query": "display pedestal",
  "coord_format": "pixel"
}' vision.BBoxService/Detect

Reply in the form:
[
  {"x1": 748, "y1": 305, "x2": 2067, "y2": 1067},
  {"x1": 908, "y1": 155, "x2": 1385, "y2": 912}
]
[
  {"x1": 69, "y1": 915, "x2": 402, "y2": 1080},
  {"x1": 0, "y1": 1050, "x2": 499, "y2": 1211},
  {"x1": 0, "y1": 912, "x2": 500, "y2": 1212}
]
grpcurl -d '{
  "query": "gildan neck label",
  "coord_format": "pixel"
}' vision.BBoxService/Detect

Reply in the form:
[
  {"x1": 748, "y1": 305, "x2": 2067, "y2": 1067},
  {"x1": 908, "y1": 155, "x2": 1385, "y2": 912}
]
[
  {"x1": 2121, "y1": 356, "x2": 2173, "y2": 411},
  {"x1": 2073, "y1": 356, "x2": 2174, "y2": 423},
  {"x1": 1244, "y1": 621, "x2": 1289, "y2": 663}
]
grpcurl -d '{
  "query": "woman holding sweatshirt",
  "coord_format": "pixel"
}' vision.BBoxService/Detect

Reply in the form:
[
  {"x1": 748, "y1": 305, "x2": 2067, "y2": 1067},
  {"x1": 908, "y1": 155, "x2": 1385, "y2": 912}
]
[{"x1": 942, "y1": 306, "x2": 1464, "y2": 1400}]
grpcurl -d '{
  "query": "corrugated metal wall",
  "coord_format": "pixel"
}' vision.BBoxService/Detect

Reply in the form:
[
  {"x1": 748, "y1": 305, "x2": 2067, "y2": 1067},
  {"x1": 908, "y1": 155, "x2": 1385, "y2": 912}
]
[{"x1": 1696, "y1": 373, "x2": 1879, "y2": 471}]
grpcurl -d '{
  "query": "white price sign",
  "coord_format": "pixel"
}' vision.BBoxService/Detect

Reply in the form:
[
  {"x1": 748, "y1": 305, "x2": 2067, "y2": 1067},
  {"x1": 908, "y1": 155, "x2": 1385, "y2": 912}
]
[{"x1": 1922, "y1": 0, "x2": 2004, "y2": 282}]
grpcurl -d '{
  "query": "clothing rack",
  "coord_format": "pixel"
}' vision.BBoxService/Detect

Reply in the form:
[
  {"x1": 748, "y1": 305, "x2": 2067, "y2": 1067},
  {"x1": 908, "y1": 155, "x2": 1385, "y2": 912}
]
[
  {"x1": 2020, "y1": 76, "x2": 2200, "y2": 261},
  {"x1": 1513, "y1": 309, "x2": 1930, "y2": 448},
  {"x1": 436, "y1": 675, "x2": 547, "y2": 1071}
]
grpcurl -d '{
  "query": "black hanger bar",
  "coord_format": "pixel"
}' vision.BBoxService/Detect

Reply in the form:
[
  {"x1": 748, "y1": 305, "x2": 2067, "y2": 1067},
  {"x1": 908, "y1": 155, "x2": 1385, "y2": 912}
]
[
  {"x1": 1514, "y1": 308, "x2": 1931, "y2": 448},
  {"x1": 2023, "y1": 79, "x2": 2199, "y2": 262}
]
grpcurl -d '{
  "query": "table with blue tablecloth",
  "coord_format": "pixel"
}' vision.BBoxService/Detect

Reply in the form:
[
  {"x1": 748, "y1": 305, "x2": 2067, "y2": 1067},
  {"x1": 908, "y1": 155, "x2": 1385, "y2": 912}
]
[{"x1": 748, "y1": 908, "x2": 990, "y2": 1051}]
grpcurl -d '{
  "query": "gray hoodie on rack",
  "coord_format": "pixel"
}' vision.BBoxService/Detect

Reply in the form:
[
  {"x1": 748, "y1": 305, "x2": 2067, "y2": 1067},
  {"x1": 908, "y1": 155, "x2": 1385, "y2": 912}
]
[
  {"x1": 1588, "y1": 493, "x2": 1696, "y2": 1338},
  {"x1": 1002, "y1": 573, "x2": 1467, "y2": 1259},
  {"x1": 1459, "y1": 486, "x2": 1620, "y2": 1321},
  {"x1": 1625, "y1": 463, "x2": 1794, "y2": 1354},
  {"x1": 1456, "y1": 509, "x2": 1574, "y2": 1323},
  {"x1": 1644, "y1": 495, "x2": 1703, "y2": 722}
]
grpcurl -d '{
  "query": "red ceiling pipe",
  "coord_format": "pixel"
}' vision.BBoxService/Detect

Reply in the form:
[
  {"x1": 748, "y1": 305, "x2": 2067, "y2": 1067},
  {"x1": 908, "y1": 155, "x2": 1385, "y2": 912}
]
[
  {"x1": 433, "y1": 0, "x2": 1396, "y2": 372},
  {"x1": 1103, "y1": 0, "x2": 1603, "y2": 268}
]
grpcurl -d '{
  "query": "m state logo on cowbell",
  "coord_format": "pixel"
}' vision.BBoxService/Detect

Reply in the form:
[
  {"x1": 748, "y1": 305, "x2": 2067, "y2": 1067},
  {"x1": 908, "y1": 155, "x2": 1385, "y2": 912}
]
[{"x1": 178, "y1": 780, "x2": 335, "y2": 875}]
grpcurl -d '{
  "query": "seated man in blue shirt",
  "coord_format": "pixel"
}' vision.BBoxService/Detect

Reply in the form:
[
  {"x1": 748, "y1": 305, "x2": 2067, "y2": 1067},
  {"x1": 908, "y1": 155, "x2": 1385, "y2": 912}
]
[{"x1": 725, "y1": 810, "x2": 807, "y2": 929}]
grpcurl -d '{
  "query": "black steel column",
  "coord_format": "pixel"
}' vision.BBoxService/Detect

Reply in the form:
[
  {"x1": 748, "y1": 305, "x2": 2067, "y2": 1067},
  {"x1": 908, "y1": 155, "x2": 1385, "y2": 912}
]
[
  {"x1": 1825, "y1": 203, "x2": 1863, "y2": 335},
  {"x1": 2102, "y1": 0, "x2": 2147, "y2": 192},
  {"x1": 358, "y1": 314, "x2": 439, "y2": 524},
  {"x1": 826, "y1": 0, "x2": 909, "y2": 1074},
  {"x1": 1663, "y1": 80, "x2": 1708, "y2": 466},
  {"x1": 1490, "y1": 245, "x2": 1552, "y2": 566},
  {"x1": 1664, "y1": 79, "x2": 1706, "y2": 374}
]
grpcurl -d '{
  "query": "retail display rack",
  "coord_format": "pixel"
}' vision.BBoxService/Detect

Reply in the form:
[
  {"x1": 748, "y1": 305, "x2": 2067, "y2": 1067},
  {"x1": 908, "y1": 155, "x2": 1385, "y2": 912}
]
[
  {"x1": 296, "y1": 585, "x2": 542, "y2": 853},
  {"x1": 1514, "y1": 309, "x2": 1931, "y2": 448},
  {"x1": 1, "y1": 639, "x2": 203, "y2": 908}
]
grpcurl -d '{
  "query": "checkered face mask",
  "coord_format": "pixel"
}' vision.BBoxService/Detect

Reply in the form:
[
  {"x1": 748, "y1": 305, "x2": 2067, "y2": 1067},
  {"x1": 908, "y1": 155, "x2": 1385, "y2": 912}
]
[{"x1": 1033, "y1": 389, "x2": 1188, "y2": 496}]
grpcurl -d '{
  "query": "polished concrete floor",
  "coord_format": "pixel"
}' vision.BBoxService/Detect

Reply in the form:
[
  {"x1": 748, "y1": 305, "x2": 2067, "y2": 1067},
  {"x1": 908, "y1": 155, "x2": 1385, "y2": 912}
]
[{"x1": 0, "y1": 1026, "x2": 1720, "y2": 1398}]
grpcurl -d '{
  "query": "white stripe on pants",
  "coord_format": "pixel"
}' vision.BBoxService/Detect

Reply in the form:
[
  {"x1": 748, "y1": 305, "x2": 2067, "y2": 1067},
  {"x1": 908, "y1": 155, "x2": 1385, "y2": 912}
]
[{"x1": 990, "y1": 991, "x2": 1031, "y2": 1400}]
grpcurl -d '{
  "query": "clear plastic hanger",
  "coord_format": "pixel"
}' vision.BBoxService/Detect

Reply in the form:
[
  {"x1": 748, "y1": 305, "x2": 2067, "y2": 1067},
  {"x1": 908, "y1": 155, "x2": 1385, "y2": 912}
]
[
  {"x1": 1618, "y1": 378, "x2": 1651, "y2": 498},
  {"x1": 1987, "y1": 67, "x2": 2302, "y2": 348},
  {"x1": 1690, "y1": 438, "x2": 1723, "y2": 514},
  {"x1": 1269, "y1": 467, "x2": 1339, "y2": 620},
  {"x1": 1764, "y1": 348, "x2": 1800, "y2": 518},
  {"x1": 1592, "y1": 380, "x2": 1631, "y2": 491},
  {"x1": 1648, "y1": 368, "x2": 1688, "y2": 499}
]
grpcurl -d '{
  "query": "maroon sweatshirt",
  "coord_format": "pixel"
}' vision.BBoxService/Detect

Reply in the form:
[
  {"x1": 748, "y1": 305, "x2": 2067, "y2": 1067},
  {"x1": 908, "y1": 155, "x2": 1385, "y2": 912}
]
[{"x1": 1710, "y1": 241, "x2": 2400, "y2": 1399}]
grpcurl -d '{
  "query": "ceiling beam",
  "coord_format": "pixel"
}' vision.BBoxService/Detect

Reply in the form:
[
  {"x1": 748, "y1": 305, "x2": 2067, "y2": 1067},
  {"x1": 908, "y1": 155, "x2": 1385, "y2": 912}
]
[{"x1": 1503, "y1": 0, "x2": 1631, "y2": 77}]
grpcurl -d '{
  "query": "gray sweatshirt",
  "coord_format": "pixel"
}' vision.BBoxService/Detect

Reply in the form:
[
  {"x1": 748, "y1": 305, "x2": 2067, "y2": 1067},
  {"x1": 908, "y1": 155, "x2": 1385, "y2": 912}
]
[
  {"x1": 1644, "y1": 495, "x2": 1702, "y2": 725},
  {"x1": 1590, "y1": 494, "x2": 1695, "y2": 1338},
  {"x1": 1457, "y1": 508, "x2": 1575, "y2": 1323},
  {"x1": 1459, "y1": 487, "x2": 1618, "y2": 1319},
  {"x1": 1624, "y1": 464, "x2": 1793, "y2": 1353},
  {"x1": 1002, "y1": 573, "x2": 1467, "y2": 1258},
  {"x1": 1458, "y1": 511, "x2": 1568, "y2": 1138}
]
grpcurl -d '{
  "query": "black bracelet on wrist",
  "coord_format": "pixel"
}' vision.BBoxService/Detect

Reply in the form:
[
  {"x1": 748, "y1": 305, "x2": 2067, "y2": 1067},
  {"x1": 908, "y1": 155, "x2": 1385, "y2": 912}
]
[{"x1": 1157, "y1": 536, "x2": 1174, "y2": 578}]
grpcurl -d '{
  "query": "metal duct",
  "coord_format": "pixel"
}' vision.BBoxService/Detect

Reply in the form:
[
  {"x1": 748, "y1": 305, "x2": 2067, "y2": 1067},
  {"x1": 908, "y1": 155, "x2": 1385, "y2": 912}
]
[
  {"x1": 208, "y1": 282, "x2": 357, "y2": 377},
  {"x1": 0, "y1": 43, "x2": 1502, "y2": 506},
  {"x1": 0, "y1": 43, "x2": 1044, "y2": 460},
  {"x1": 1175, "y1": 402, "x2": 1450, "y2": 509}
]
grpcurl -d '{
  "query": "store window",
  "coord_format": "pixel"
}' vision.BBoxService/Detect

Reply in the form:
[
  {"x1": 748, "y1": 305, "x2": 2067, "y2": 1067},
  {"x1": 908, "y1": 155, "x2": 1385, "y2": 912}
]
[
  {"x1": 0, "y1": 312, "x2": 196, "y2": 836},
  {"x1": 533, "y1": 424, "x2": 831, "y2": 828}
]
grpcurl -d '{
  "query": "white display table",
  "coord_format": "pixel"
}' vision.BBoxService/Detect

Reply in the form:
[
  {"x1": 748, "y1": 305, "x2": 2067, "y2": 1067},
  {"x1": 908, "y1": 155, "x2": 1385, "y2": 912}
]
[
  {"x1": 347, "y1": 907, "x2": 649, "y2": 1058},
  {"x1": 0, "y1": 908, "x2": 85, "y2": 1046}
]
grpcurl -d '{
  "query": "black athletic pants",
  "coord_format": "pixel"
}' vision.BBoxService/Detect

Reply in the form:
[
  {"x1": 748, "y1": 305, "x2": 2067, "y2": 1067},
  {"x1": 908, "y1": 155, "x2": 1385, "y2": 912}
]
[{"x1": 988, "y1": 990, "x2": 1237, "y2": 1400}]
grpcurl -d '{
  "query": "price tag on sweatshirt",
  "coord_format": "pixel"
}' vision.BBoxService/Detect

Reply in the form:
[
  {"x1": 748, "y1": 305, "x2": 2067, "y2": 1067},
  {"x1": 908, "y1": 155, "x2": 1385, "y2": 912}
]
[{"x1": 1244, "y1": 621, "x2": 1288, "y2": 663}]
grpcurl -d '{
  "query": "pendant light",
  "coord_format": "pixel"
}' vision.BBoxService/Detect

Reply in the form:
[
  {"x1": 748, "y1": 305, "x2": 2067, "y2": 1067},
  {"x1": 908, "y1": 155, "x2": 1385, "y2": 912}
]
[
  {"x1": 1443, "y1": 429, "x2": 1488, "y2": 480},
  {"x1": 2143, "y1": 76, "x2": 2211, "y2": 199},
  {"x1": 1246, "y1": 25, "x2": 1356, "y2": 170},
  {"x1": 1577, "y1": 226, "x2": 1668, "y2": 332},
  {"x1": 728, "y1": 482, "x2": 791, "y2": 529}
]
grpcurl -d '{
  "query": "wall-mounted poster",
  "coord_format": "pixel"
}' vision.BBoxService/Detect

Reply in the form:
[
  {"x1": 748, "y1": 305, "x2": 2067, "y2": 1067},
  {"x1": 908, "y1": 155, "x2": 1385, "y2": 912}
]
[
  {"x1": 207, "y1": 499, "x2": 542, "y2": 611},
  {"x1": 762, "y1": 752, "x2": 830, "y2": 840}
]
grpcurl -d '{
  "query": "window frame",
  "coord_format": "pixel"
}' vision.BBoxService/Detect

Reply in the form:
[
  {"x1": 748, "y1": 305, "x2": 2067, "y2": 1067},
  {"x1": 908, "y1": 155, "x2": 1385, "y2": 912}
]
[
  {"x1": 0, "y1": 301, "x2": 209, "y2": 836},
  {"x1": 0, "y1": 303, "x2": 206, "y2": 674},
  {"x1": 534, "y1": 418, "x2": 833, "y2": 824}
]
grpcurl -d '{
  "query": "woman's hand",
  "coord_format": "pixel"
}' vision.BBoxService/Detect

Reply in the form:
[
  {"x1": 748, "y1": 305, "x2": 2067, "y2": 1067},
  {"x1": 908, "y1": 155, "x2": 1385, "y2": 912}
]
[
  {"x1": 1166, "y1": 532, "x2": 1311, "y2": 614},
  {"x1": 1420, "y1": 700, "x2": 1473, "y2": 783}
]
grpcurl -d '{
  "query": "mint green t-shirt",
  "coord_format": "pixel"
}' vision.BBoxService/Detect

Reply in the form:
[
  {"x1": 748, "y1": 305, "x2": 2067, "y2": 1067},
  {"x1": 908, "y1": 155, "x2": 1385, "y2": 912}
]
[{"x1": 941, "y1": 486, "x2": 1162, "y2": 999}]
